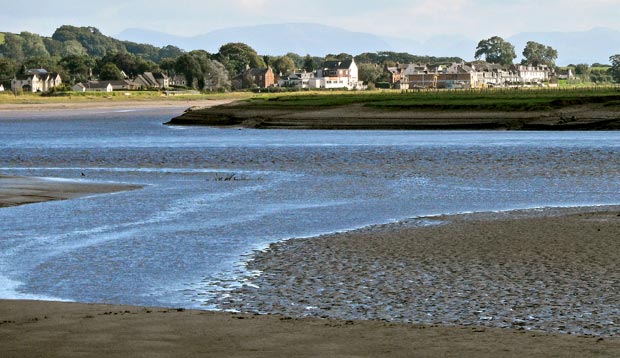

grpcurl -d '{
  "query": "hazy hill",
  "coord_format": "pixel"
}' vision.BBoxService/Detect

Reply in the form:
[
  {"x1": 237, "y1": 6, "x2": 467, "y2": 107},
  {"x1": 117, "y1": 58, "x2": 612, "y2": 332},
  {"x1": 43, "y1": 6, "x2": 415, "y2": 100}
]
[
  {"x1": 118, "y1": 23, "x2": 620, "y2": 65},
  {"x1": 118, "y1": 23, "x2": 394, "y2": 57}
]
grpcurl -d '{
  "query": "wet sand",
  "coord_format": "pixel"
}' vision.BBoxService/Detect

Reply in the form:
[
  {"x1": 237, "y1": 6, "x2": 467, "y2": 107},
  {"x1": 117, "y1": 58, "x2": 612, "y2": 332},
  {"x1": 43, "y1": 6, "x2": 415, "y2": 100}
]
[
  {"x1": 1, "y1": 299, "x2": 618, "y2": 357},
  {"x1": 2, "y1": 207, "x2": 620, "y2": 356},
  {"x1": 0, "y1": 175, "x2": 141, "y2": 208},
  {"x1": 216, "y1": 207, "x2": 620, "y2": 337}
]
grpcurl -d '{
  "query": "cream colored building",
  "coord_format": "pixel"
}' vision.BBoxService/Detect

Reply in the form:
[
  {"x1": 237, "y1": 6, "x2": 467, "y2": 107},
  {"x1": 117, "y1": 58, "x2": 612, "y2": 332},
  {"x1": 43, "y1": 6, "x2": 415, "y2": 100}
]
[{"x1": 11, "y1": 69, "x2": 62, "y2": 93}]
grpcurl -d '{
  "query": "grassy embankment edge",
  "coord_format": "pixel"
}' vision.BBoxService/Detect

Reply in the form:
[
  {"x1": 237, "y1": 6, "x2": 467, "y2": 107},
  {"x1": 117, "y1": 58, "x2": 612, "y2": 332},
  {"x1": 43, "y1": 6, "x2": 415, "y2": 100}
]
[{"x1": 167, "y1": 87, "x2": 620, "y2": 130}]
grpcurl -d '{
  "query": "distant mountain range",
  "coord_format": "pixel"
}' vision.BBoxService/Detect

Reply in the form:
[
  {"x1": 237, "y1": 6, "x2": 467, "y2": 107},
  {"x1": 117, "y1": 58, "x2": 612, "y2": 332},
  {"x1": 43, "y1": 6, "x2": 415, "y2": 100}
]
[{"x1": 117, "y1": 23, "x2": 620, "y2": 66}]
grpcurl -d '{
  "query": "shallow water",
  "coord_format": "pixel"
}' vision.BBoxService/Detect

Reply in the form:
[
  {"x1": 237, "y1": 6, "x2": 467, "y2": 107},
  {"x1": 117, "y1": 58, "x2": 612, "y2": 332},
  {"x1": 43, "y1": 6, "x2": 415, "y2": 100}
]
[{"x1": 1, "y1": 107, "x2": 620, "y2": 309}]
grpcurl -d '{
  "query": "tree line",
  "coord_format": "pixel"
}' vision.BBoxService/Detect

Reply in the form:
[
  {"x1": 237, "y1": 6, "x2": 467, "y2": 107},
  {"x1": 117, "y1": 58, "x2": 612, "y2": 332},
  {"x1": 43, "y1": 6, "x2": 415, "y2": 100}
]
[{"x1": 1, "y1": 26, "x2": 619, "y2": 91}]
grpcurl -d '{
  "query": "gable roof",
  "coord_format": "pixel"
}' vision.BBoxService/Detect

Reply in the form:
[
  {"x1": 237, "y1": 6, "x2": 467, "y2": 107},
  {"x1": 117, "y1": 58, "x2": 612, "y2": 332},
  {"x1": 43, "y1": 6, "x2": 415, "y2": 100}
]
[
  {"x1": 322, "y1": 59, "x2": 353, "y2": 70},
  {"x1": 85, "y1": 81, "x2": 112, "y2": 89}
]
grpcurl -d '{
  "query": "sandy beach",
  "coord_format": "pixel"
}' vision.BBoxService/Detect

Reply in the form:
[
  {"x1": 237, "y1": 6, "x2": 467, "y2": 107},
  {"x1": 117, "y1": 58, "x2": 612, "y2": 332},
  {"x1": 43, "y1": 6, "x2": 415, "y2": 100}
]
[
  {"x1": 1, "y1": 297, "x2": 618, "y2": 358},
  {"x1": 0, "y1": 98, "x2": 235, "y2": 113},
  {"x1": 0, "y1": 175, "x2": 141, "y2": 208},
  {"x1": 2, "y1": 201, "x2": 620, "y2": 356}
]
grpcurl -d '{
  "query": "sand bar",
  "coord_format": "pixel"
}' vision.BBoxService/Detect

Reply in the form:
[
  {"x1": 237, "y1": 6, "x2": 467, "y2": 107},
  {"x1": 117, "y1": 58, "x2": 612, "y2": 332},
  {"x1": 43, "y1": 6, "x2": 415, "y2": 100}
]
[{"x1": 0, "y1": 174, "x2": 141, "y2": 208}]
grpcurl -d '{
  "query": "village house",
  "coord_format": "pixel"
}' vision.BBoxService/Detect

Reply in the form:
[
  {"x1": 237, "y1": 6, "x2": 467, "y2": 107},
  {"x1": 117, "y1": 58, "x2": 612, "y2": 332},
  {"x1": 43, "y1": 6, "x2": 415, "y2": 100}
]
[
  {"x1": 385, "y1": 63, "x2": 408, "y2": 86},
  {"x1": 556, "y1": 68, "x2": 575, "y2": 80},
  {"x1": 512, "y1": 64, "x2": 550, "y2": 84},
  {"x1": 107, "y1": 80, "x2": 141, "y2": 91},
  {"x1": 310, "y1": 58, "x2": 365, "y2": 90},
  {"x1": 134, "y1": 72, "x2": 170, "y2": 89},
  {"x1": 395, "y1": 61, "x2": 553, "y2": 89},
  {"x1": 170, "y1": 74, "x2": 187, "y2": 87},
  {"x1": 11, "y1": 69, "x2": 62, "y2": 93},
  {"x1": 242, "y1": 66, "x2": 275, "y2": 89},
  {"x1": 72, "y1": 81, "x2": 113, "y2": 92},
  {"x1": 277, "y1": 70, "x2": 314, "y2": 88}
]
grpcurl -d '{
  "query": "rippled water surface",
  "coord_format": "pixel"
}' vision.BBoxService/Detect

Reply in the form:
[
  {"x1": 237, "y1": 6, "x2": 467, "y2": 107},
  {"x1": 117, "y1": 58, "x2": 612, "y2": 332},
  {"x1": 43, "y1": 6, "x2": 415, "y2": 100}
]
[{"x1": 1, "y1": 107, "x2": 619, "y2": 308}]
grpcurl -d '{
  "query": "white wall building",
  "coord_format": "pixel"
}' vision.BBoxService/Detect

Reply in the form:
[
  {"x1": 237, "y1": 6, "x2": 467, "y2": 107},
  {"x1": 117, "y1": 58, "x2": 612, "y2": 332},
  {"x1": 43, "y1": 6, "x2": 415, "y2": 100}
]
[
  {"x1": 513, "y1": 65, "x2": 550, "y2": 84},
  {"x1": 310, "y1": 58, "x2": 365, "y2": 90},
  {"x1": 278, "y1": 71, "x2": 314, "y2": 88},
  {"x1": 12, "y1": 69, "x2": 62, "y2": 92}
]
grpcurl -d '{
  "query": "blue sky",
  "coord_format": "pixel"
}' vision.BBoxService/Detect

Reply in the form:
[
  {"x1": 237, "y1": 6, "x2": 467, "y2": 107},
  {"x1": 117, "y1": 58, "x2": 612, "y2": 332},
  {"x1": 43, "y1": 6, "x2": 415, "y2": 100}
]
[{"x1": 2, "y1": 0, "x2": 619, "y2": 39}]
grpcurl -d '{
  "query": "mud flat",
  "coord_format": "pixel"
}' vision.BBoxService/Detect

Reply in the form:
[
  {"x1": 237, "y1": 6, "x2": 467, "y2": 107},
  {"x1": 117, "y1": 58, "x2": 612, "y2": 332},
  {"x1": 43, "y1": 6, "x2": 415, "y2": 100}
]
[
  {"x1": 0, "y1": 175, "x2": 141, "y2": 208},
  {"x1": 215, "y1": 206, "x2": 620, "y2": 338}
]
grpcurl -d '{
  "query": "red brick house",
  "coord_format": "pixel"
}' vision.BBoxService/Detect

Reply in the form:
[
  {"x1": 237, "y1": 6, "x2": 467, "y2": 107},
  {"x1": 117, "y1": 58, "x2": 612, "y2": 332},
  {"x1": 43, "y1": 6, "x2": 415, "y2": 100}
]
[{"x1": 242, "y1": 66, "x2": 275, "y2": 88}]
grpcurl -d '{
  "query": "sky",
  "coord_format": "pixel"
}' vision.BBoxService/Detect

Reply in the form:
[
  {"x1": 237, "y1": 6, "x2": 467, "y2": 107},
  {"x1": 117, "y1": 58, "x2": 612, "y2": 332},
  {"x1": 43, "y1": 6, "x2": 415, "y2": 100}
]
[{"x1": 1, "y1": 0, "x2": 619, "y2": 40}]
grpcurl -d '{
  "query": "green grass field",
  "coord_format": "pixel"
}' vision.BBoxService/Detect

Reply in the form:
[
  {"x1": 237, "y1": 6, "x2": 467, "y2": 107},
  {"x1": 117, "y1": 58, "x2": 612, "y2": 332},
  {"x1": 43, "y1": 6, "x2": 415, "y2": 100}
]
[{"x1": 246, "y1": 87, "x2": 620, "y2": 112}]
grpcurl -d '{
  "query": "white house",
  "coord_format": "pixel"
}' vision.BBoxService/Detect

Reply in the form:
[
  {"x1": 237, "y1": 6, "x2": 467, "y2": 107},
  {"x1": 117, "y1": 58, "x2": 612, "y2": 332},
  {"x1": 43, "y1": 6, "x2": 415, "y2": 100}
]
[
  {"x1": 0, "y1": 84, "x2": 4, "y2": 92},
  {"x1": 72, "y1": 81, "x2": 113, "y2": 92},
  {"x1": 277, "y1": 71, "x2": 314, "y2": 88},
  {"x1": 12, "y1": 69, "x2": 62, "y2": 92},
  {"x1": 310, "y1": 58, "x2": 365, "y2": 90},
  {"x1": 134, "y1": 72, "x2": 170, "y2": 89},
  {"x1": 512, "y1": 65, "x2": 550, "y2": 84}
]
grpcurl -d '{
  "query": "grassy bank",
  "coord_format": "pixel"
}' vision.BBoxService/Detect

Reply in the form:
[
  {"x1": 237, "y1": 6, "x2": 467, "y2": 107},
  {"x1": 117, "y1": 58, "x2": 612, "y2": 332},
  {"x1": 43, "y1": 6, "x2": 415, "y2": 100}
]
[
  {"x1": 168, "y1": 87, "x2": 620, "y2": 130},
  {"x1": 246, "y1": 87, "x2": 620, "y2": 112}
]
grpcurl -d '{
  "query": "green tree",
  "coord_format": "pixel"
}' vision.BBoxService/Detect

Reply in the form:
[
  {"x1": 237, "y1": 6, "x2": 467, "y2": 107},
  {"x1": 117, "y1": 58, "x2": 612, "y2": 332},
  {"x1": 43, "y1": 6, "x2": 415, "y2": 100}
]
[
  {"x1": 159, "y1": 45, "x2": 184, "y2": 61},
  {"x1": 175, "y1": 53, "x2": 202, "y2": 89},
  {"x1": 610, "y1": 55, "x2": 620, "y2": 83},
  {"x1": 522, "y1": 41, "x2": 558, "y2": 67},
  {"x1": 216, "y1": 42, "x2": 265, "y2": 76},
  {"x1": 474, "y1": 36, "x2": 516, "y2": 66},
  {"x1": 0, "y1": 33, "x2": 26, "y2": 62},
  {"x1": 20, "y1": 31, "x2": 50, "y2": 59},
  {"x1": 98, "y1": 62, "x2": 123, "y2": 80},
  {"x1": 203, "y1": 59, "x2": 230, "y2": 91},
  {"x1": 574, "y1": 63, "x2": 590, "y2": 76},
  {"x1": 59, "y1": 54, "x2": 95, "y2": 83},
  {"x1": 272, "y1": 55, "x2": 296, "y2": 75},
  {"x1": 358, "y1": 63, "x2": 384, "y2": 84},
  {"x1": 61, "y1": 40, "x2": 87, "y2": 57},
  {"x1": 325, "y1": 53, "x2": 352, "y2": 61},
  {"x1": 0, "y1": 57, "x2": 17, "y2": 82},
  {"x1": 302, "y1": 54, "x2": 317, "y2": 72},
  {"x1": 285, "y1": 52, "x2": 303, "y2": 68}
]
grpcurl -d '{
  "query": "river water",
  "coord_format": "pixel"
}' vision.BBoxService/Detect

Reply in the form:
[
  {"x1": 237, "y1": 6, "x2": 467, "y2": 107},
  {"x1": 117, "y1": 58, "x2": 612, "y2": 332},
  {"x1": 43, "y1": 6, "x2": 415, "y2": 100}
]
[{"x1": 1, "y1": 106, "x2": 619, "y2": 309}]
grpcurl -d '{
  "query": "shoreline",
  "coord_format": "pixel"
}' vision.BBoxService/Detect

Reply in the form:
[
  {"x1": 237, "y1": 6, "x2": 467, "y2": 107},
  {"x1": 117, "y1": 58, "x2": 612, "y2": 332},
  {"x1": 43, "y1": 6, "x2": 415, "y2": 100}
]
[
  {"x1": 2, "y1": 205, "x2": 620, "y2": 356},
  {"x1": 167, "y1": 101, "x2": 620, "y2": 130},
  {"x1": 0, "y1": 174, "x2": 142, "y2": 208}
]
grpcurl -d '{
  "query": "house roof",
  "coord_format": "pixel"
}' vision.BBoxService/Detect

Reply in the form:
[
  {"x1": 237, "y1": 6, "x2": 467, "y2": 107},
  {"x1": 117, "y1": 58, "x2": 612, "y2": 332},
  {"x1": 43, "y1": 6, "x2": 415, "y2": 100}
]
[
  {"x1": 246, "y1": 67, "x2": 272, "y2": 76},
  {"x1": 85, "y1": 81, "x2": 112, "y2": 89},
  {"x1": 27, "y1": 68, "x2": 48, "y2": 75},
  {"x1": 106, "y1": 80, "x2": 136, "y2": 86},
  {"x1": 322, "y1": 59, "x2": 353, "y2": 70}
]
